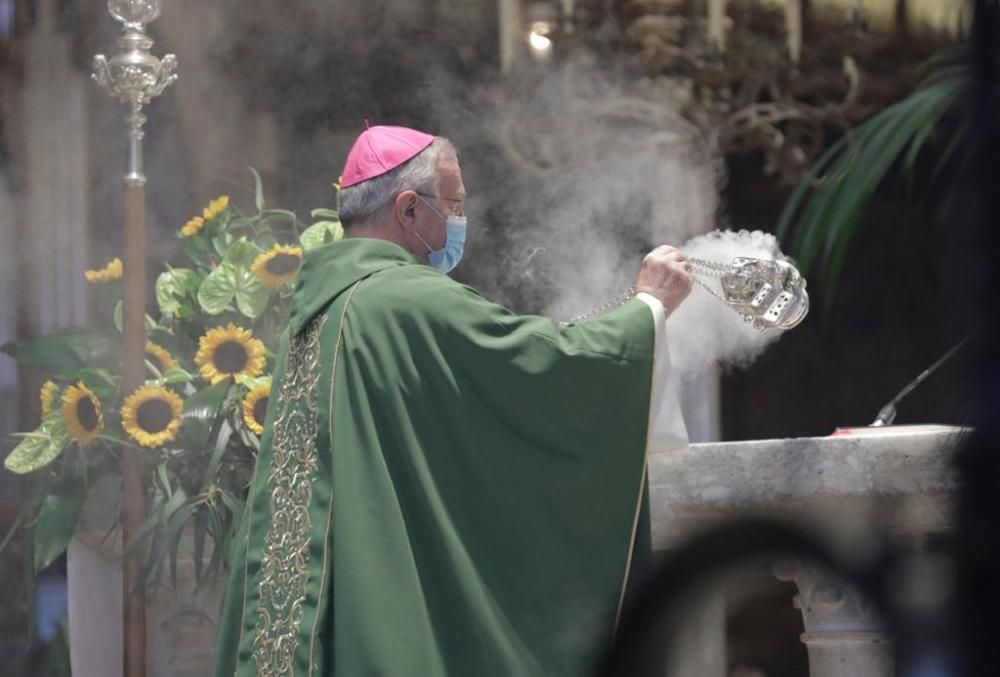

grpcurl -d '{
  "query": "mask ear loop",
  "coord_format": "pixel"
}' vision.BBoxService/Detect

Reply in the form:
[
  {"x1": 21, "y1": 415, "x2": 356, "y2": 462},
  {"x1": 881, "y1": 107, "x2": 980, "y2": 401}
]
[
  {"x1": 417, "y1": 194, "x2": 448, "y2": 223},
  {"x1": 411, "y1": 195, "x2": 441, "y2": 256}
]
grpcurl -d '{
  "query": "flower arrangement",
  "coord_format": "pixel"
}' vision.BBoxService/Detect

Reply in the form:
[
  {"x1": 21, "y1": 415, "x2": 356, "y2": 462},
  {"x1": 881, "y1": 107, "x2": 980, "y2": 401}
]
[{"x1": 1, "y1": 171, "x2": 343, "y2": 587}]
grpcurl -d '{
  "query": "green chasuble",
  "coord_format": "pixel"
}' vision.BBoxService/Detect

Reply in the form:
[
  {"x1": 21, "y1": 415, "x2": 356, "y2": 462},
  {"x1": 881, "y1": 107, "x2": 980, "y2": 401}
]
[{"x1": 213, "y1": 238, "x2": 658, "y2": 677}]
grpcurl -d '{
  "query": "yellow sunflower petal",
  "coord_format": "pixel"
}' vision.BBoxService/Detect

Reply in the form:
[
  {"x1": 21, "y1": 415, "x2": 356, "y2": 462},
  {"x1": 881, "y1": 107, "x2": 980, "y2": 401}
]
[
  {"x1": 202, "y1": 194, "x2": 231, "y2": 221},
  {"x1": 121, "y1": 385, "x2": 184, "y2": 448},
  {"x1": 251, "y1": 244, "x2": 304, "y2": 289},
  {"x1": 145, "y1": 341, "x2": 178, "y2": 376},
  {"x1": 84, "y1": 258, "x2": 123, "y2": 283},
  {"x1": 62, "y1": 382, "x2": 104, "y2": 445},
  {"x1": 179, "y1": 216, "x2": 205, "y2": 238},
  {"x1": 194, "y1": 323, "x2": 267, "y2": 384},
  {"x1": 242, "y1": 380, "x2": 272, "y2": 435},
  {"x1": 40, "y1": 381, "x2": 59, "y2": 418}
]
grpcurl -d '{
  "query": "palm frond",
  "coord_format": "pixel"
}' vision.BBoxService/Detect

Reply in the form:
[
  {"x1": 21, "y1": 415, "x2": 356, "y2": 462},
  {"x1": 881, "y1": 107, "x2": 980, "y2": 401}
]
[{"x1": 776, "y1": 49, "x2": 972, "y2": 307}]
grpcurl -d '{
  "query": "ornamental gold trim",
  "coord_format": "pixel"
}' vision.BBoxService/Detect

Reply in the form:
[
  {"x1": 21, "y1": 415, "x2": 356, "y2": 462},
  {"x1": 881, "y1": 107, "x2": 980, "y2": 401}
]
[
  {"x1": 306, "y1": 281, "x2": 363, "y2": 675},
  {"x1": 251, "y1": 313, "x2": 328, "y2": 675}
]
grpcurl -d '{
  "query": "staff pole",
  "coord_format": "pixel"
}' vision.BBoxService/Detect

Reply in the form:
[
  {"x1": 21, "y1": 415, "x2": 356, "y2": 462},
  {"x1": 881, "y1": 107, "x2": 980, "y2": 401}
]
[{"x1": 92, "y1": 2, "x2": 177, "y2": 674}]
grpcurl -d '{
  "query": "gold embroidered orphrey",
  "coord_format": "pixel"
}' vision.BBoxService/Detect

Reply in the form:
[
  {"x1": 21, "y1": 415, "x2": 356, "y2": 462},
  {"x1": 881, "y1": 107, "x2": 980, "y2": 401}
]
[{"x1": 252, "y1": 313, "x2": 328, "y2": 675}]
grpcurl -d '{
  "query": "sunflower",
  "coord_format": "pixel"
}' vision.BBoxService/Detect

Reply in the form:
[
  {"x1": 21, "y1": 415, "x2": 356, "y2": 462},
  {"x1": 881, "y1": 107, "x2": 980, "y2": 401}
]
[
  {"x1": 121, "y1": 385, "x2": 183, "y2": 448},
  {"x1": 179, "y1": 215, "x2": 205, "y2": 237},
  {"x1": 145, "y1": 341, "x2": 178, "y2": 375},
  {"x1": 242, "y1": 380, "x2": 271, "y2": 435},
  {"x1": 202, "y1": 195, "x2": 230, "y2": 221},
  {"x1": 40, "y1": 380, "x2": 59, "y2": 418},
  {"x1": 84, "y1": 258, "x2": 123, "y2": 283},
  {"x1": 62, "y1": 382, "x2": 103, "y2": 445},
  {"x1": 194, "y1": 323, "x2": 267, "y2": 384},
  {"x1": 251, "y1": 244, "x2": 304, "y2": 288}
]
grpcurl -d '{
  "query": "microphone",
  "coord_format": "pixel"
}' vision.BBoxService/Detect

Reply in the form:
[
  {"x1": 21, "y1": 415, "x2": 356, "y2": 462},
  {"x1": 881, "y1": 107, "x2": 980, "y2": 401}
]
[{"x1": 870, "y1": 332, "x2": 976, "y2": 427}]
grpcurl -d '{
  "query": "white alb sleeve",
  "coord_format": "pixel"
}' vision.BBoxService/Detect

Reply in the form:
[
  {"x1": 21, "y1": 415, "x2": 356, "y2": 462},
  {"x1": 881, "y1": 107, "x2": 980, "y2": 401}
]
[{"x1": 635, "y1": 293, "x2": 690, "y2": 455}]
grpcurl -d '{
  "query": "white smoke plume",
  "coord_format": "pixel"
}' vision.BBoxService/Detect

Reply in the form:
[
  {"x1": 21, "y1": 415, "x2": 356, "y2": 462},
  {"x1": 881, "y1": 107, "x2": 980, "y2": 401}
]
[
  {"x1": 666, "y1": 229, "x2": 794, "y2": 373},
  {"x1": 460, "y1": 55, "x2": 723, "y2": 319}
]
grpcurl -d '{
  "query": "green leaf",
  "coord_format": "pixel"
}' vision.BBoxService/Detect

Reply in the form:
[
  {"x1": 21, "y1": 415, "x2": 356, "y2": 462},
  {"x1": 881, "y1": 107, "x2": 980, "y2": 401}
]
[
  {"x1": 181, "y1": 380, "x2": 230, "y2": 448},
  {"x1": 198, "y1": 420, "x2": 232, "y2": 496},
  {"x1": 1, "y1": 327, "x2": 119, "y2": 373},
  {"x1": 260, "y1": 209, "x2": 299, "y2": 223},
  {"x1": 78, "y1": 368, "x2": 119, "y2": 399},
  {"x1": 156, "y1": 461, "x2": 173, "y2": 500},
  {"x1": 218, "y1": 489, "x2": 243, "y2": 524},
  {"x1": 156, "y1": 268, "x2": 201, "y2": 317},
  {"x1": 201, "y1": 505, "x2": 225, "y2": 585},
  {"x1": 109, "y1": 303, "x2": 162, "y2": 338},
  {"x1": 193, "y1": 511, "x2": 207, "y2": 582},
  {"x1": 819, "y1": 80, "x2": 963, "y2": 299},
  {"x1": 4, "y1": 415, "x2": 68, "y2": 474},
  {"x1": 234, "y1": 268, "x2": 271, "y2": 319},
  {"x1": 250, "y1": 167, "x2": 265, "y2": 213},
  {"x1": 156, "y1": 367, "x2": 196, "y2": 386},
  {"x1": 197, "y1": 263, "x2": 238, "y2": 315},
  {"x1": 32, "y1": 481, "x2": 86, "y2": 573},
  {"x1": 182, "y1": 235, "x2": 211, "y2": 265},
  {"x1": 310, "y1": 208, "x2": 339, "y2": 220},
  {"x1": 160, "y1": 487, "x2": 188, "y2": 528},
  {"x1": 240, "y1": 376, "x2": 270, "y2": 391},
  {"x1": 223, "y1": 238, "x2": 263, "y2": 269},
  {"x1": 777, "y1": 54, "x2": 967, "y2": 307},
  {"x1": 300, "y1": 220, "x2": 343, "y2": 250},
  {"x1": 165, "y1": 501, "x2": 196, "y2": 589}
]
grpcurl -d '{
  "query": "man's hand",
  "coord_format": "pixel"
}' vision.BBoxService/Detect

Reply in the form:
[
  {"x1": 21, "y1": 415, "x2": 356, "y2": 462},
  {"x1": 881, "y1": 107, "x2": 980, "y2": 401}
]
[{"x1": 635, "y1": 245, "x2": 693, "y2": 316}]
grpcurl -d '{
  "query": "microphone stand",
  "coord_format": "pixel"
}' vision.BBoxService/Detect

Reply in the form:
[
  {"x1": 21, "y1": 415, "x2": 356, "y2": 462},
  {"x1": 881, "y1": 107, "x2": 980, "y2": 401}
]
[{"x1": 870, "y1": 332, "x2": 976, "y2": 427}]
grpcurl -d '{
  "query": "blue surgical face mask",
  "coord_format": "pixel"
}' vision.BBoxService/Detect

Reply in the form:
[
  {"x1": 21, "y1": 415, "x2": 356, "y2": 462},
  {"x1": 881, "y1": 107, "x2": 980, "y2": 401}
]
[{"x1": 415, "y1": 196, "x2": 467, "y2": 274}]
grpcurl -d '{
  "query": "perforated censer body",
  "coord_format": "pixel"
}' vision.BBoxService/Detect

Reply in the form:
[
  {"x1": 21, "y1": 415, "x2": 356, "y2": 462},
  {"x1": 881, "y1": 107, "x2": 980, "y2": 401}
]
[{"x1": 687, "y1": 256, "x2": 809, "y2": 331}]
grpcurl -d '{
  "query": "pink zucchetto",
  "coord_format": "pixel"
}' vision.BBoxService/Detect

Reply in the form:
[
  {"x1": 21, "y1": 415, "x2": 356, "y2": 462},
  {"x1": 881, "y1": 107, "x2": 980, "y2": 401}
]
[{"x1": 340, "y1": 125, "x2": 435, "y2": 188}]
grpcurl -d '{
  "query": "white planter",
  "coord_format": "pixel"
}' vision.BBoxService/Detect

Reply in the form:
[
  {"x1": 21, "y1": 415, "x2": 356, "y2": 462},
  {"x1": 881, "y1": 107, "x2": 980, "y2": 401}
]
[{"x1": 68, "y1": 476, "x2": 224, "y2": 677}]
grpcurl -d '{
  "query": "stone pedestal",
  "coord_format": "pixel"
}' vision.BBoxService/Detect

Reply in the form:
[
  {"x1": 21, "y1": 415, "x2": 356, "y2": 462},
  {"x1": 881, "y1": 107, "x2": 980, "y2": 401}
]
[
  {"x1": 773, "y1": 560, "x2": 893, "y2": 677},
  {"x1": 648, "y1": 424, "x2": 962, "y2": 677}
]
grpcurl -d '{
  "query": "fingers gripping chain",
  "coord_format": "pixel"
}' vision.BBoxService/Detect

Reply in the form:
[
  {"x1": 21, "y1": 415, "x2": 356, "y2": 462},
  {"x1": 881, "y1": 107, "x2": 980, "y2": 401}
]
[{"x1": 561, "y1": 257, "x2": 809, "y2": 332}]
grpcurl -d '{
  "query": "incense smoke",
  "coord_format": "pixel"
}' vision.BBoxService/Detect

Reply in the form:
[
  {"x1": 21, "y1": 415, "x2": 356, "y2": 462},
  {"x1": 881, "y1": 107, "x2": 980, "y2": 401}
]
[
  {"x1": 436, "y1": 58, "x2": 792, "y2": 375},
  {"x1": 666, "y1": 229, "x2": 792, "y2": 373},
  {"x1": 434, "y1": 55, "x2": 724, "y2": 320}
]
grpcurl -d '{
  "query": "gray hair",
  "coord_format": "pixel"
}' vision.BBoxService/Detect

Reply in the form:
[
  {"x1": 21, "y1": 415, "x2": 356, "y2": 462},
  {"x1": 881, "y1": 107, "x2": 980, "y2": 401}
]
[{"x1": 338, "y1": 137, "x2": 457, "y2": 229}]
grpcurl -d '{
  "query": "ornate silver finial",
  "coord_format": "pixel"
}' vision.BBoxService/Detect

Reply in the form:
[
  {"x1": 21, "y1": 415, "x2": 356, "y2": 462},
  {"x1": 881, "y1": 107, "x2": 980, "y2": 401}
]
[
  {"x1": 92, "y1": 0, "x2": 176, "y2": 185},
  {"x1": 107, "y1": 0, "x2": 161, "y2": 30}
]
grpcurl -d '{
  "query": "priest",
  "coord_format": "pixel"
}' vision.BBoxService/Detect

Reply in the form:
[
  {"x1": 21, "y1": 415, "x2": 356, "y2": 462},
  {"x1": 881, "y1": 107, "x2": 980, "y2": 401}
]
[{"x1": 213, "y1": 125, "x2": 692, "y2": 677}]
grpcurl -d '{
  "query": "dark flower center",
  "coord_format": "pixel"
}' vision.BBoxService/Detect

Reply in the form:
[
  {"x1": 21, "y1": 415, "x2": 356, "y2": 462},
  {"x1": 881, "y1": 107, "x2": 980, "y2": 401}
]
[
  {"x1": 214, "y1": 340, "x2": 248, "y2": 374},
  {"x1": 253, "y1": 396, "x2": 269, "y2": 425},
  {"x1": 76, "y1": 396, "x2": 99, "y2": 432},
  {"x1": 137, "y1": 399, "x2": 173, "y2": 434},
  {"x1": 265, "y1": 253, "x2": 301, "y2": 276}
]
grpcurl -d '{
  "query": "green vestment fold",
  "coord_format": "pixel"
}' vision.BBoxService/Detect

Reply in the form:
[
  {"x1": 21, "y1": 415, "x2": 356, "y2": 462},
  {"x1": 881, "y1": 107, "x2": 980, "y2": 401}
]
[{"x1": 213, "y1": 238, "x2": 657, "y2": 677}]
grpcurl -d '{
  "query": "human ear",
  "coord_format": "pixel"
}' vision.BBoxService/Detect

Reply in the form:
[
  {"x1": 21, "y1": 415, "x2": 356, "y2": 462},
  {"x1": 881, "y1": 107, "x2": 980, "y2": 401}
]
[{"x1": 393, "y1": 191, "x2": 419, "y2": 231}]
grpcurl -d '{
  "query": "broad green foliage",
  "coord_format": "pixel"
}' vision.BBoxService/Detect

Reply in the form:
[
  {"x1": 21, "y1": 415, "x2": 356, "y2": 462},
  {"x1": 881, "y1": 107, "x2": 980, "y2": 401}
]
[
  {"x1": 5, "y1": 415, "x2": 69, "y2": 475},
  {"x1": 0, "y1": 171, "x2": 342, "y2": 586},
  {"x1": 777, "y1": 47, "x2": 973, "y2": 307}
]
